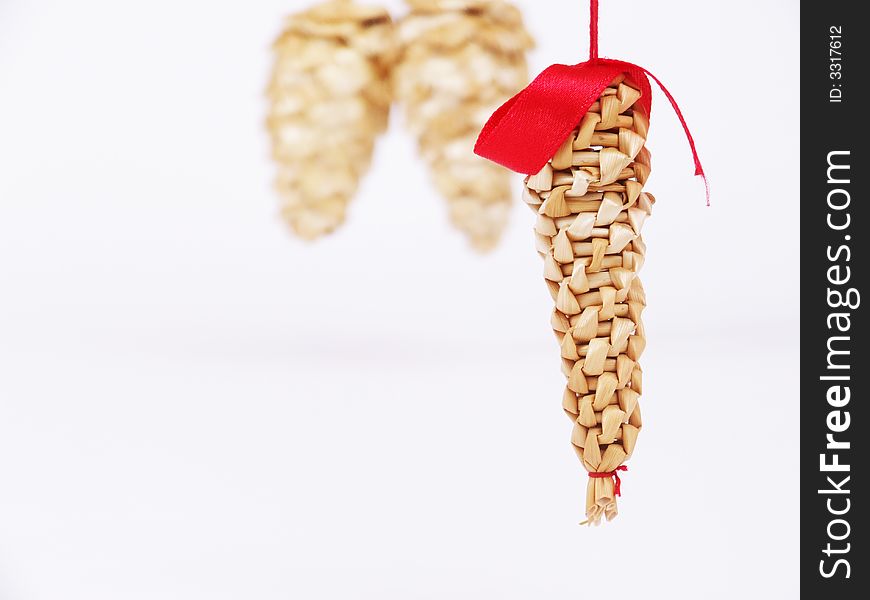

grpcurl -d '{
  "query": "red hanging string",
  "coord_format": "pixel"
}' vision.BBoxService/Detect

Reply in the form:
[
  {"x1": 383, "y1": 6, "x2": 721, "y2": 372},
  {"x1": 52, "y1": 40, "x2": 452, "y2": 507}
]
[
  {"x1": 589, "y1": 0, "x2": 599, "y2": 60},
  {"x1": 588, "y1": 465, "x2": 628, "y2": 496}
]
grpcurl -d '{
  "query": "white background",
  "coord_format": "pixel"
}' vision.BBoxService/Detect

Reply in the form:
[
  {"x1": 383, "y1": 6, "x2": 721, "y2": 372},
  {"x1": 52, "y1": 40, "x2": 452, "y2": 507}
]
[{"x1": 0, "y1": 1, "x2": 799, "y2": 598}]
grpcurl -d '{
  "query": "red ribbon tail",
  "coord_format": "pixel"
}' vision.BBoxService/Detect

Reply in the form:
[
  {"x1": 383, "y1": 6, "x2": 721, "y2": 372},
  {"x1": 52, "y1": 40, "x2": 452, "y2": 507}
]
[{"x1": 640, "y1": 68, "x2": 710, "y2": 206}]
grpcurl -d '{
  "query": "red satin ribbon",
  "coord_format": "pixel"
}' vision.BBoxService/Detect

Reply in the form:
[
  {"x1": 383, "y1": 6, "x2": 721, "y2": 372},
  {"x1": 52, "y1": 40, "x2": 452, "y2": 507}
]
[
  {"x1": 473, "y1": 58, "x2": 709, "y2": 205},
  {"x1": 588, "y1": 465, "x2": 628, "y2": 497}
]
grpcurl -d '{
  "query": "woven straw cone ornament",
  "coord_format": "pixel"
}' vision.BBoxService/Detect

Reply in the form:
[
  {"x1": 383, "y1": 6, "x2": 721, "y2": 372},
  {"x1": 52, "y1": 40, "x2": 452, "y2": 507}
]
[
  {"x1": 526, "y1": 75, "x2": 652, "y2": 524},
  {"x1": 393, "y1": 0, "x2": 534, "y2": 251},
  {"x1": 267, "y1": 0, "x2": 394, "y2": 240},
  {"x1": 474, "y1": 0, "x2": 707, "y2": 524}
]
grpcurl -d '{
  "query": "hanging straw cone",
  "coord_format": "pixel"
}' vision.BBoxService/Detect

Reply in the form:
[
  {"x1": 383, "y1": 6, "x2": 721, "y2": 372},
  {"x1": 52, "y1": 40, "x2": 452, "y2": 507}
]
[
  {"x1": 524, "y1": 74, "x2": 652, "y2": 524},
  {"x1": 393, "y1": 0, "x2": 534, "y2": 251},
  {"x1": 266, "y1": 0, "x2": 394, "y2": 240},
  {"x1": 474, "y1": 0, "x2": 708, "y2": 525}
]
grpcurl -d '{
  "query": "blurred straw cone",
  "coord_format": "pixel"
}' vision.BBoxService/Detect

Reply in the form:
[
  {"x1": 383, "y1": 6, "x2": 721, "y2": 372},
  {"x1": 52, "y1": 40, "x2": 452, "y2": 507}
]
[
  {"x1": 267, "y1": 0, "x2": 395, "y2": 240},
  {"x1": 393, "y1": 0, "x2": 534, "y2": 251}
]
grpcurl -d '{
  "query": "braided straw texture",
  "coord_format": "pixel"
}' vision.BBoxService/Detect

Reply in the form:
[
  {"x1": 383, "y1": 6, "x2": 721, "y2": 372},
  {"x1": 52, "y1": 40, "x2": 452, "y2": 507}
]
[
  {"x1": 267, "y1": 0, "x2": 394, "y2": 240},
  {"x1": 394, "y1": 0, "x2": 533, "y2": 251},
  {"x1": 523, "y1": 75, "x2": 653, "y2": 525}
]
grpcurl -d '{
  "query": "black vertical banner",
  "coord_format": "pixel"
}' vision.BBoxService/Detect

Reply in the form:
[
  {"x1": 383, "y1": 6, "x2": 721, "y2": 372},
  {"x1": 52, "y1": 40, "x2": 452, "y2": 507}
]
[{"x1": 802, "y1": 2, "x2": 866, "y2": 597}]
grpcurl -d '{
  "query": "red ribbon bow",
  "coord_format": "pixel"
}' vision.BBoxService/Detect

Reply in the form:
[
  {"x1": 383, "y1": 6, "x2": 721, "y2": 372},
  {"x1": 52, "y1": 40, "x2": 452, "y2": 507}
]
[
  {"x1": 588, "y1": 465, "x2": 628, "y2": 496},
  {"x1": 473, "y1": 1, "x2": 708, "y2": 204}
]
